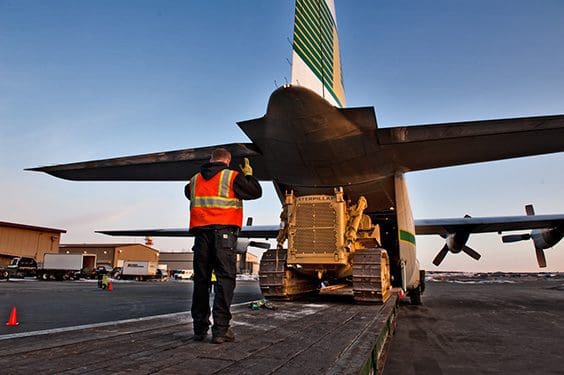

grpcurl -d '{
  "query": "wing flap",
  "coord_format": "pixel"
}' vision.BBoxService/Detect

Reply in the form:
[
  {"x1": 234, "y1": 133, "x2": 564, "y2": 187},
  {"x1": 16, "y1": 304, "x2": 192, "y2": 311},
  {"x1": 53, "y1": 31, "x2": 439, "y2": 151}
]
[{"x1": 28, "y1": 143, "x2": 271, "y2": 181}]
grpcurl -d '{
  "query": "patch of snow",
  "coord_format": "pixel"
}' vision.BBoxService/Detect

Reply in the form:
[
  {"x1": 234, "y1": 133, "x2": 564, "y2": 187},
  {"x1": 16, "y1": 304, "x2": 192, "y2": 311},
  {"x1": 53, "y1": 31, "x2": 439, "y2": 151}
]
[
  {"x1": 448, "y1": 280, "x2": 516, "y2": 284},
  {"x1": 237, "y1": 274, "x2": 259, "y2": 281}
]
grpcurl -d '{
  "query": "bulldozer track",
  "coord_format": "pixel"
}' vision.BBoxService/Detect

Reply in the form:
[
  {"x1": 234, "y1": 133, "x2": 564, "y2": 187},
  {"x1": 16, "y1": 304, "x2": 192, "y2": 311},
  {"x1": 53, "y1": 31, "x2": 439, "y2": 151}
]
[
  {"x1": 352, "y1": 248, "x2": 391, "y2": 303},
  {"x1": 259, "y1": 248, "x2": 319, "y2": 300}
]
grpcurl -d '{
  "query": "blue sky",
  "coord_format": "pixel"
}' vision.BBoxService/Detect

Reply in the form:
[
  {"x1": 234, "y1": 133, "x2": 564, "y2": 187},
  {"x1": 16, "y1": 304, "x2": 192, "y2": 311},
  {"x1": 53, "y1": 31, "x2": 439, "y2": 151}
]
[{"x1": 1, "y1": 0, "x2": 563, "y2": 271}]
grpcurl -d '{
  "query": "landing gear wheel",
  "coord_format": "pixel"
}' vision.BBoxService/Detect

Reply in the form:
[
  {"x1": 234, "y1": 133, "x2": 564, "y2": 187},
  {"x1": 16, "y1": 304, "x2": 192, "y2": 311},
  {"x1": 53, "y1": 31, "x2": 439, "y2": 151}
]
[
  {"x1": 408, "y1": 286, "x2": 422, "y2": 305},
  {"x1": 419, "y1": 270, "x2": 426, "y2": 294}
]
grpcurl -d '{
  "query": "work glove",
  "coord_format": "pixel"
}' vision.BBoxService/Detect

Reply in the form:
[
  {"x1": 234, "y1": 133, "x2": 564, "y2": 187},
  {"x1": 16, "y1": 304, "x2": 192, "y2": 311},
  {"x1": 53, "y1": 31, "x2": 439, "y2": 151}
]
[{"x1": 240, "y1": 157, "x2": 253, "y2": 176}]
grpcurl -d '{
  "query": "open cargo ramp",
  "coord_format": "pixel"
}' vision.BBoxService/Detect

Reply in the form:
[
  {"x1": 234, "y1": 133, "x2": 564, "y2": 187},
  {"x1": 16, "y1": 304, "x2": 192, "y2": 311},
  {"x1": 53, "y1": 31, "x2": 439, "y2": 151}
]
[{"x1": 0, "y1": 293, "x2": 398, "y2": 374}]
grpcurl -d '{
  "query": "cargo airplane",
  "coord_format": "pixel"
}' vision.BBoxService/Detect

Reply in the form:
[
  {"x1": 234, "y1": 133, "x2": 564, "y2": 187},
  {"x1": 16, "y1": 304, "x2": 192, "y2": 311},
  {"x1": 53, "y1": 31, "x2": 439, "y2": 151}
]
[{"x1": 29, "y1": 0, "x2": 564, "y2": 303}]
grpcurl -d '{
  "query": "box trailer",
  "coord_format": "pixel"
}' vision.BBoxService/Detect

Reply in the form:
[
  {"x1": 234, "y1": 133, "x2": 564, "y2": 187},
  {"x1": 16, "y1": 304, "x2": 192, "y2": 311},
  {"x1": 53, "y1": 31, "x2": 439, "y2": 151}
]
[
  {"x1": 117, "y1": 260, "x2": 158, "y2": 281},
  {"x1": 37, "y1": 253, "x2": 97, "y2": 281}
]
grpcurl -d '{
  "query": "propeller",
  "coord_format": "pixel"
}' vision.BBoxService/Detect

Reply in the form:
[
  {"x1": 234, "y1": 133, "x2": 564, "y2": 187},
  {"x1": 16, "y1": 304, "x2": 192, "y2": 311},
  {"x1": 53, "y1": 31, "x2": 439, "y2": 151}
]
[
  {"x1": 524, "y1": 205, "x2": 548, "y2": 267},
  {"x1": 432, "y1": 215, "x2": 481, "y2": 266},
  {"x1": 461, "y1": 245, "x2": 481, "y2": 260},
  {"x1": 535, "y1": 247, "x2": 547, "y2": 268},
  {"x1": 500, "y1": 204, "x2": 563, "y2": 268},
  {"x1": 432, "y1": 244, "x2": 450, "y2": 266},
  {"x1": 502, "y1": 231, "x2": 549, "y2": 268}
]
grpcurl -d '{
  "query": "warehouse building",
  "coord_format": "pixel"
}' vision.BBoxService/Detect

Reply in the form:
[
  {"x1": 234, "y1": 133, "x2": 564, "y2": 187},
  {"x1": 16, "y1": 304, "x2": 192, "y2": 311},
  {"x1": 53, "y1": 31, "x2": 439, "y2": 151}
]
[
  {"x1": 159, "y1": 251, "x2": 260, "y2": 276},
  {"x1": 59, "y1": 243, "x2": 159, "y2": 268},
  {"x1": 159, "y1": 252, "x2": 194, "y2": 277},
  {"x1": 0, "y1": 221, "x2": 66, "y2": 266}
]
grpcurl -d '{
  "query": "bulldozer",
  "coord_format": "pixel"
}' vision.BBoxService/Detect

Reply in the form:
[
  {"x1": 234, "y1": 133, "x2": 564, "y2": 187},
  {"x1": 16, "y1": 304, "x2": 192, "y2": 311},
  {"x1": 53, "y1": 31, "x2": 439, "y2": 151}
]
[{"x1": 259, "y1": 188, "x2": 392, "y2": 303}]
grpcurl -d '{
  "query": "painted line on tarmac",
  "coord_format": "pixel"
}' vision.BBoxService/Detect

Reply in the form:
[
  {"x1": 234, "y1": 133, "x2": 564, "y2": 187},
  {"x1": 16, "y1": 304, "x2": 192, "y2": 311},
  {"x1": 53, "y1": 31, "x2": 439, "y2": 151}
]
[{"x1": 0, "y1": 301, "x2": 251, "y2": 341}]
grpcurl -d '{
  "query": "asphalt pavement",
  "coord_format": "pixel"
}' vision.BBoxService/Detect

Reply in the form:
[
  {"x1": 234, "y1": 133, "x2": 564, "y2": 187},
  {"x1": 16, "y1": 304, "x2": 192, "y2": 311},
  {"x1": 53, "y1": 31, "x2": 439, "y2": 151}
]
[
  {"x1": 3, "y1": 273, "x2": 563, "y2": 374},
  {"x1": 0, "y1": 278, "x2": 262, "y2": 335},
  {"x1": 384, "y1": 275, "x2": 564, "y2": 374}
]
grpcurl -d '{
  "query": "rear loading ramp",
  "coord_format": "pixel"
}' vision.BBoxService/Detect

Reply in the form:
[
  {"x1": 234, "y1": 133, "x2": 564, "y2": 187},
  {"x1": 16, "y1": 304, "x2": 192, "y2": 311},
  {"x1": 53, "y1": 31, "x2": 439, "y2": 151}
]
[{"x1": 0, "y1": 294, "x2": 399, "y2": 374}]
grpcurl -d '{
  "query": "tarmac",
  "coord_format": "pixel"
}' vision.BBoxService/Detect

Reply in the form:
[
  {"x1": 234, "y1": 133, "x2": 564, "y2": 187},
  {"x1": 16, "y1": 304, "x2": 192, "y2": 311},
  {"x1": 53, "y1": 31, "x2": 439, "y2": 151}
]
[
  {"x1": 1, "y1": 273, "x2": 562, "y2": 374},
  {"x1": 384, "y1": 273, "x2": 564, "y2": 374}
]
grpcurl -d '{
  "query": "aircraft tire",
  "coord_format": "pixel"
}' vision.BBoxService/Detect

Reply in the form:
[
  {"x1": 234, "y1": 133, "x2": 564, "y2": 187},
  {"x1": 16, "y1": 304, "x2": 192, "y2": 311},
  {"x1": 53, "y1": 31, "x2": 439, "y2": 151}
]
[
  {"x1": 409, "y1": 286, "x2": 422, "y2": 305},
  {"x1": 419, "y1": 270, "x2": 426, "y2": 294}
]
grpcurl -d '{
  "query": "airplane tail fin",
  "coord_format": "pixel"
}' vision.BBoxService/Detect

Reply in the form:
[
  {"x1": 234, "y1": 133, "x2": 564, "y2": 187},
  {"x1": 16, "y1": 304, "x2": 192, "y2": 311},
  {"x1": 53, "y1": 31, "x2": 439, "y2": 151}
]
[{"x1": 291, "y1": 0, "x2": 346, "y2": 107}]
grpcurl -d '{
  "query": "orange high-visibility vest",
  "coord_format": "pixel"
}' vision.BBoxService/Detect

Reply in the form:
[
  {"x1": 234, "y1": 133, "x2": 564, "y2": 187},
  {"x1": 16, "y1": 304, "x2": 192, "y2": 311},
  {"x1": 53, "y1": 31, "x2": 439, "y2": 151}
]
[{"x1": 189, "y1": 169, "x2": 243, "y2": 229}]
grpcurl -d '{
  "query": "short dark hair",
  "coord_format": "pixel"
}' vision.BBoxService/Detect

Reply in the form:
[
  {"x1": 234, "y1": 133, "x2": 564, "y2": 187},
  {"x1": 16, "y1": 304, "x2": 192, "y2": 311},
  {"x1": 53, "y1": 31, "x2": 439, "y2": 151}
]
[{"x1": 210, "y1": 148, "x2": 231, "y2": 162}]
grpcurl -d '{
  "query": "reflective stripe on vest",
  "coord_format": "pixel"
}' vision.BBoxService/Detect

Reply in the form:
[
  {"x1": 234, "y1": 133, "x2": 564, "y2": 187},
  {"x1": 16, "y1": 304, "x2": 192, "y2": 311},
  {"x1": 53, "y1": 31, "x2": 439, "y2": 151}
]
[
  {"x1": 191, "y1": 196, "x2": 242, "y2": 209},
  {"x1": 189, "y1": 169, "x2": 243, "y2": 229}
]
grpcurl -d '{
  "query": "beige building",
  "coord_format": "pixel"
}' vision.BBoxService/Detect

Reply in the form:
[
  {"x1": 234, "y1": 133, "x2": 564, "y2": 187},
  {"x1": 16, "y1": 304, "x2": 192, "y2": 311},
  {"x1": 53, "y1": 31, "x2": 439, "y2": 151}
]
[
  {"x1": 240, "y1": 252, "x2": 259, "y2": 275},
  {"x1": 59, "y1": 243, "x2": 159, "y2": 268},
  {"x1": 0, "y1": 221, "x2": 66, "y2": 266}
]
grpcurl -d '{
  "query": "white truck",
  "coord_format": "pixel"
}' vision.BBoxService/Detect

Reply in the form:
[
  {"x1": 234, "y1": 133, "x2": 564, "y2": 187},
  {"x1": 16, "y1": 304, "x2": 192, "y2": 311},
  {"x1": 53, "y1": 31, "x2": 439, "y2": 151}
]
[
  {"x1": 37, "y1": 253, "x2": 97, "y2": 281},
  {"x1": 116, "y1": 260, "x2": 158, "y2": 281}
]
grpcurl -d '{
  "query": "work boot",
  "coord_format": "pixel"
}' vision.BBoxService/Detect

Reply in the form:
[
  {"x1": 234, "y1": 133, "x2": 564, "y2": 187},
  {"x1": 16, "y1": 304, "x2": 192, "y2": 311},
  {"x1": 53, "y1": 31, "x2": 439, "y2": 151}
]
[
  {"x1": 193, "y1": 332, "x2": 207, "y2": 342},
  {"x1": 211, "y1": 328, "x2": 235, "y2": 344}
]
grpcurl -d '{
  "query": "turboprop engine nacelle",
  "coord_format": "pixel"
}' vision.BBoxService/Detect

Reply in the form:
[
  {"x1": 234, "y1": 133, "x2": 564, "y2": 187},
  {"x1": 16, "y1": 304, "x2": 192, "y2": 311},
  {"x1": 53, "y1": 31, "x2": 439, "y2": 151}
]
[
  {"x1": 531, "y1": 227, "x2": 563, "y2": 251},
  {"x1": 432, "y1": 215, "x2": 482, "y2": 266},
  {"x1": 503, "y1": 226, "x2": 563, "y2": 268},
  {"x1": 501, "y1": 204, "x2": 564, "y2": 268}
]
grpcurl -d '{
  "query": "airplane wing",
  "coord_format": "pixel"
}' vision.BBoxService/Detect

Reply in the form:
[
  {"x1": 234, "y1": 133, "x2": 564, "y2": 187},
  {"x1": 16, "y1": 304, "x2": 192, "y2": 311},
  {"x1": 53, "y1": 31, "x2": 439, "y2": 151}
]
[
  {"x1": 97, "y1": 214, "x2": 564, "y2": 239},
  {"x1": 415, "y1": 213, "x2": 564, "y2": 267},
  {"x1": 377, "y1": 114, "x2": 564, "y2": 172},
  {"x1": 96, "y1": 225, "x2": 280, "y2": 239},
  {"x1": 414, "y1": 214, "x2": 564, "y2": 235},
  {"x1": 27, "y1": 143, "x2": 272, "y2": 181},
  {"x1": 98, "y1": 213, "x2": 563, "y2": 267}
]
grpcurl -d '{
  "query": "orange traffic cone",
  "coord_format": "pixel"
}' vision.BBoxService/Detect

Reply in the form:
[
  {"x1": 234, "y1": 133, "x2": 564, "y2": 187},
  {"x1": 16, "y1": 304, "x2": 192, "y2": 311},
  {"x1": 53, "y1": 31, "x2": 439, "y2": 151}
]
[
  {"x1": 6, "y1": 306, "x2": 19, "y2": 326},
  {"x1": 107, "y1": 281, "x2": 113, "y2": 291}
]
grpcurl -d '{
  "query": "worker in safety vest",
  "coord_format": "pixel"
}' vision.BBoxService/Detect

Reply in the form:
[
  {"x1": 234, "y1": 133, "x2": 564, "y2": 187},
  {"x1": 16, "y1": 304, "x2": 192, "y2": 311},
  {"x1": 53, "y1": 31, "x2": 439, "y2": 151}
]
[{"x1": 185, "y1": 147, "x2": 261, "y2": 344}]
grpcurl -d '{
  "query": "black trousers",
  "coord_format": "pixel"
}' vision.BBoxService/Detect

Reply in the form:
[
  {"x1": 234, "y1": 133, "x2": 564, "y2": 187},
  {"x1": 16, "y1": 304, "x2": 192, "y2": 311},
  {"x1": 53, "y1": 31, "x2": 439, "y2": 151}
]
[{"x1": 191, "y1": 227, "x2": 237, "y2": 337}]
